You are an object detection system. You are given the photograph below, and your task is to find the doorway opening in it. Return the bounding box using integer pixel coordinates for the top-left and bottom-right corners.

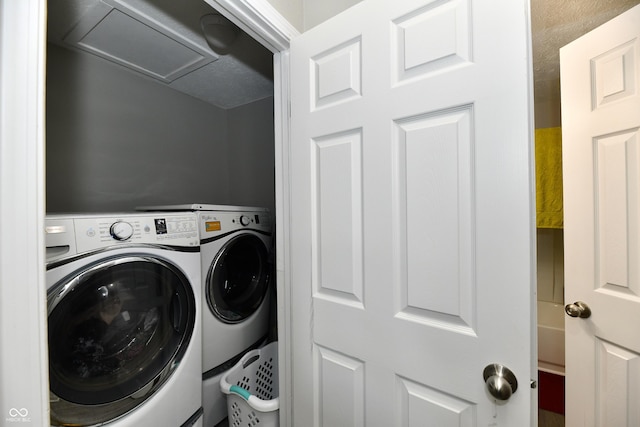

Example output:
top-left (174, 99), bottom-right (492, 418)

top-left (532, 1), bottom-right (640, 426)
top-left (44, 1), bottom-right (285, 426)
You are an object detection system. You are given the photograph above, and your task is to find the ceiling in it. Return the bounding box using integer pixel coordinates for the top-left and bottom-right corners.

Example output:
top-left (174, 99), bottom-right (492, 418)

top-left (48, 0), bottom-right (640, 110)
top-left (47, 0), bottom-right (274, 109)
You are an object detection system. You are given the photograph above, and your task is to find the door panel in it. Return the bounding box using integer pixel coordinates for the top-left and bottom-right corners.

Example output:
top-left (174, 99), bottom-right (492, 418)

top-left (561, 4), bottom-right (640, 426)
top-left (291, 0), bottom-right (535, 425)
top-left (314, 129), bottom-right (364, 305)
top-left (394, 106), bottom-right (475, 332)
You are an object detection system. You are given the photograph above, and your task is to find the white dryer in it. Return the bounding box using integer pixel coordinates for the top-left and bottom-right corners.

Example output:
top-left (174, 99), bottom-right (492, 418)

top-left (139, 204), bottom-right (273, 427)
top-left (45, 212), bottom-right (203, 427)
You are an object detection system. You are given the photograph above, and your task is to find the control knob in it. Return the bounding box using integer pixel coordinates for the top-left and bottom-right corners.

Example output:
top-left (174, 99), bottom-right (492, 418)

top-left (239, 215), bottom-right (251, 226)
top-left (110, 221), bottom-right (134, 241)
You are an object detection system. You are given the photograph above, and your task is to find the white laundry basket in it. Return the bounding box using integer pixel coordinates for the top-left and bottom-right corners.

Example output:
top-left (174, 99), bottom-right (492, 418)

top-left (220, 341), bottom-right (279, 427)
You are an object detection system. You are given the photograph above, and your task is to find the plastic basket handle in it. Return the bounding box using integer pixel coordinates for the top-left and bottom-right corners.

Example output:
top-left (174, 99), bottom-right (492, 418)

top-left (230, 385), bottom-right (251, 401)
top-left (243, 354), bottom-right (260, 368)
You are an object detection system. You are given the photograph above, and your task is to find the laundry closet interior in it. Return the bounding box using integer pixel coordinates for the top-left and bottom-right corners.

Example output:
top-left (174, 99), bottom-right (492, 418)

top-left (45, 0), bottom-right (277, 426)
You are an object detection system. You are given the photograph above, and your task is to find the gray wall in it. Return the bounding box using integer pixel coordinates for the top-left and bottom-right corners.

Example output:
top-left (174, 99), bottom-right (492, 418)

top-left (228, 97), bottom-right (276, 214)
top-left (46, 43), bottom-right (274, 214)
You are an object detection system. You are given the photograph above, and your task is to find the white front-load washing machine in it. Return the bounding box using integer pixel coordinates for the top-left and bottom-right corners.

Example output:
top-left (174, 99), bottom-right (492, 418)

top-left (45, 212), bottom-right (203, 427)
top-left (139, 204), bottom-right (273, 427)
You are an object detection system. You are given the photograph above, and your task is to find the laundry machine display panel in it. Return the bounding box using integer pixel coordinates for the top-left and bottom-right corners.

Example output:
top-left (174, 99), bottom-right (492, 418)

top-left (73, 214), bottom-right (199, 253)
top-left (199, 212), bottom-right (271, 240)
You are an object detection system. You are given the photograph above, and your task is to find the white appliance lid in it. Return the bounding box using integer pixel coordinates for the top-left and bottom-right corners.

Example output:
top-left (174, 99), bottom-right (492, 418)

top-left (137, 203), bottom-right (269, 212)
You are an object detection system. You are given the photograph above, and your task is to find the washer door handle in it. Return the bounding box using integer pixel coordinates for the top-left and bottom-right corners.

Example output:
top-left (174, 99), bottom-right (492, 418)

top-left (171, 292), bottom-right (183, 332)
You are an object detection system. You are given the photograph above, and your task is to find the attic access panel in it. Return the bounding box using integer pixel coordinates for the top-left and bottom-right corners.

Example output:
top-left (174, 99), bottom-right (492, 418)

top-left (64, 0), bottom-right (218, 83)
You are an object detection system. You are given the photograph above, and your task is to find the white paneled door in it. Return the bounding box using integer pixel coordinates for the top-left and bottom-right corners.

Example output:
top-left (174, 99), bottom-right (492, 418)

top-left (290, 0), bottom-right (535, 425)
top-left (561, 5), bottom-right (640, 426)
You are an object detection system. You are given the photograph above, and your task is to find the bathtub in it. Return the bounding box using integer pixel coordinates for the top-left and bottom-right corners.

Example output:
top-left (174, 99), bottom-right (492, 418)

top-left (537, 300), bottom-right (565, 414)
top-left (537, 300), bottom-right (565, 374)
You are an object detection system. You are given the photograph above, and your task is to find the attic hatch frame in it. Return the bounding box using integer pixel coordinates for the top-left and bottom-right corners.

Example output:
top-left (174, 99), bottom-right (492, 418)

top-left (200, 1), bottom-right (298, 426)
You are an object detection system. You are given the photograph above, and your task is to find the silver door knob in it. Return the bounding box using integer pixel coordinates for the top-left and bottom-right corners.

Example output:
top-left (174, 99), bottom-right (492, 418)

top-left (565, 301), bottom-right (591, 318)
top-left (483, 364), bottom-right (518, 401)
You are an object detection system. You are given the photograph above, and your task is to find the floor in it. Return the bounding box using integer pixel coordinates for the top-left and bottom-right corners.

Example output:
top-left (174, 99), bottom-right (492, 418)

top-left (539, 409), bottom-right (565, 427)
top-left (215, 411), bottom-right (564, 426)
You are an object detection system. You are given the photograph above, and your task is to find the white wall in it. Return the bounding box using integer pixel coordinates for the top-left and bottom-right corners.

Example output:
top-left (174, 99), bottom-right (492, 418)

top-left (303, 0), bottom-right (362, 30)
top-left (46, 44), bottom-right (274, 214)
top-left (536, 228), bottom-right (564, 303)
top-left (265, 0), bottom-right (362, 31)
top-left (266, 0), bottom-right (303, 31)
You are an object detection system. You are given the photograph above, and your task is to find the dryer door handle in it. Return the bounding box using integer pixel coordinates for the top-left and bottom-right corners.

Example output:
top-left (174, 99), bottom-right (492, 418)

top-left (171, 292), bottom-right (183, 333)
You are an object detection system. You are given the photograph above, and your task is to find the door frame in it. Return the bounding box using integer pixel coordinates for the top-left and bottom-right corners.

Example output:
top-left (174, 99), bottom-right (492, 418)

top-left (0, 0), bottom-right (298, 425)
top-left (0, 1), bottom-right (49, 425)
top-left (199, 3), bottom-right (300, 425)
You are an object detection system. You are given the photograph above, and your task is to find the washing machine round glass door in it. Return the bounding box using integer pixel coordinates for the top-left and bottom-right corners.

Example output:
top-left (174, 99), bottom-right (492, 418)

top-left (206, 234), bottom-right (270, 323)
top-left (47, 255), bottom-right (195, 426)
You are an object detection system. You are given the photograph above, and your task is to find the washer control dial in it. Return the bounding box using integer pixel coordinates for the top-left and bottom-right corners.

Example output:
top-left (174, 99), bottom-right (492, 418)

top-left (110, 221), bottom-right (134, 241)
top-left (239, 215), bottom-right (251, 226)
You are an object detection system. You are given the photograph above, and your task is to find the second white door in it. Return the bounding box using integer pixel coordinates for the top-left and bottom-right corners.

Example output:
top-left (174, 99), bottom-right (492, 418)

top-left (562, 4), bottom-right (640, 426)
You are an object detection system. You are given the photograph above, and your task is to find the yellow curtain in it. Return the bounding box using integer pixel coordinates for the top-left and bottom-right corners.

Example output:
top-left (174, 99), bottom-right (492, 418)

top-left (535, 127), bottom-right (563, 229)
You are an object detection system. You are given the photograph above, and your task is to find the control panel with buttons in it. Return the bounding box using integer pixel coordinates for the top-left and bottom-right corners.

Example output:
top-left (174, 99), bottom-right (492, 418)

top-left (45, 212), bottom-right (199, 258)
